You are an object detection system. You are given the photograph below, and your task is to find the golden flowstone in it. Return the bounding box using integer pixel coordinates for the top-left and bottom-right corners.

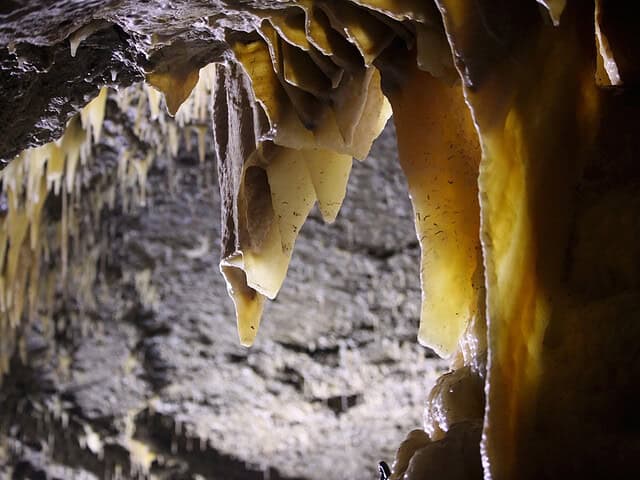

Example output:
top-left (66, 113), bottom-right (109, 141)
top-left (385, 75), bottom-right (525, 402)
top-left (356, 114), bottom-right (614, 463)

top-left (1, 0), bottom-right (639, 478)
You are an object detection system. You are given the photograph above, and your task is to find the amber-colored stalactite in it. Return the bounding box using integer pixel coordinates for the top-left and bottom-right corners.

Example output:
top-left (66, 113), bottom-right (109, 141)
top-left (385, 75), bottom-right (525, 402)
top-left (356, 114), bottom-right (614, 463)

top-left (147, 65), bottom-right (201, 116)
top-left (435, 0), bottom-right (600, 477)
top-left (387, 62), bottom-right (482, 357)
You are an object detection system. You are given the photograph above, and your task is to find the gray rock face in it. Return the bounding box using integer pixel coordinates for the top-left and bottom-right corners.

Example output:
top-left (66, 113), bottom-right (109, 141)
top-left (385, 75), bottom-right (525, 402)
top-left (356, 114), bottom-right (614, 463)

top-left (0, 0), bottom-right (293, 162)
top-left (0, 122), bottom-right (446, 479)
top-left (0, 26), bottom-right (143, 163)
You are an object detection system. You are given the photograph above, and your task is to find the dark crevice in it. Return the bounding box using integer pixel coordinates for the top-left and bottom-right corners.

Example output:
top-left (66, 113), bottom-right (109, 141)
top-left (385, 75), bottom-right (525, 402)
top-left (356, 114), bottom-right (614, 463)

top-left (134, 409), bottom-right (308, 480)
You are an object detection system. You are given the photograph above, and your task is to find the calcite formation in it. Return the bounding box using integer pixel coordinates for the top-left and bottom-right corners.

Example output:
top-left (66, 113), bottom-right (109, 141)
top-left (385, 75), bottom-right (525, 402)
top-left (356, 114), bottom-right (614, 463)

top-left (1, 0), bottom-right (639, 478)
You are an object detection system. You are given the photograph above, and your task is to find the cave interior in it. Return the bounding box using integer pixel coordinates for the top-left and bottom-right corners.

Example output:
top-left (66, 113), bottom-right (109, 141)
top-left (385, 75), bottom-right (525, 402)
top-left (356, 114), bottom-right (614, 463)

top-left (0, 1), bottom-right (639, 479)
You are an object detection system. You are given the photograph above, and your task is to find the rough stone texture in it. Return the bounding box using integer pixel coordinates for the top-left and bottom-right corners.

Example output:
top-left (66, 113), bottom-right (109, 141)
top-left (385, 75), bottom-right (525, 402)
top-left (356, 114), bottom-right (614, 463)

top-left (0, 122), bottom-right (447, 479)
top-left (0, 0), bottom-right (290, 163)
top-left (0, 25), bottom-right (144, 164)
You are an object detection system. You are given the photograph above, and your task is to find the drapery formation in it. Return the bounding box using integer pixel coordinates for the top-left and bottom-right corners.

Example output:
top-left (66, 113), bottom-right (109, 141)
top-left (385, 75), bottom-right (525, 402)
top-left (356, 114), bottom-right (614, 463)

top-left (1, 0), bottom-right (639, 477)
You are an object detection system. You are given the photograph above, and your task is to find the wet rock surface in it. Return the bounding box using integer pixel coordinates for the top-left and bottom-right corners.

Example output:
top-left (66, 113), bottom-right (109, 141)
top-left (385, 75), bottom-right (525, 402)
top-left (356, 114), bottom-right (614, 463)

top-left (0, 1), bottom-right (289, 163)
top-left (0, 123), bottom-right (447, 479)
top-left (0, 25), bottom-right (143, 163)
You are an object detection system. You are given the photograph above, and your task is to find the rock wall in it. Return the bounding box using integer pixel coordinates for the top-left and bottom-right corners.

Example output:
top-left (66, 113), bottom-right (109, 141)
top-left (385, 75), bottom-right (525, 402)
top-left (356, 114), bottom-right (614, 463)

top-left (0, 122), bottom-right (446, 479)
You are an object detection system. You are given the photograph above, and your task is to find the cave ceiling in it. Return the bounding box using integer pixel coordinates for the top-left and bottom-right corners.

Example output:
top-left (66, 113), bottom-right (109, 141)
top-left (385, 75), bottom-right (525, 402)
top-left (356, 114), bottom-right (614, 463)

top-left (1, 1), bottom-right (640, 479)
top-left (0, 0), bottom-right (293, 162)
